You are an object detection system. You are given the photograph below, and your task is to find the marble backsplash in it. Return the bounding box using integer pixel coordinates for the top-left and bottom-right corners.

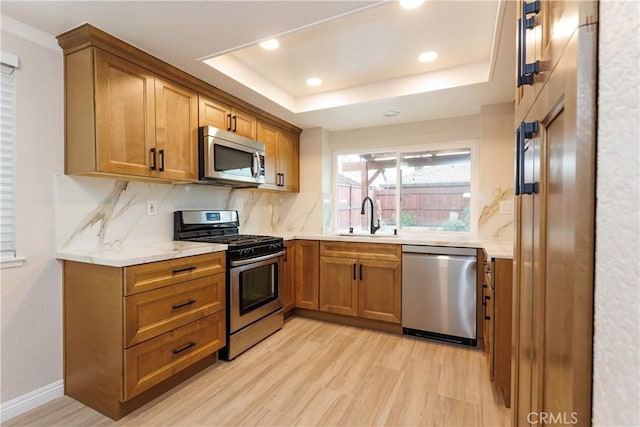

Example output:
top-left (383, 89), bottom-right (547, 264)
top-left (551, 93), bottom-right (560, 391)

top-left (55, 175), bottom-right (512, 251)
top-left (55, 175), bottom-right (326, 252)
top-left (477, 186), bottom-right (514, 241)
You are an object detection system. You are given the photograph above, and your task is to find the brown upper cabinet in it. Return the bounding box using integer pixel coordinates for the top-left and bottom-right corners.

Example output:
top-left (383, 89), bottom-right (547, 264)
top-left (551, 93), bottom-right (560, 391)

top-left (57, 24), bottom-right (301, 186)
top-left (257, 120), bottom-right (300, 192)
top-left (65, 48), bottom-right (198, 182)
top-left (199, 95), bottom-right (257, 140)
top-left (515, 0), bottom-right (598, 124)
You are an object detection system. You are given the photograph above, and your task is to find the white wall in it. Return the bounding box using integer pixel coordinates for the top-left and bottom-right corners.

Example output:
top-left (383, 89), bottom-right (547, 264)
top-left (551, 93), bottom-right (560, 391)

top-left (0, 27), bottom-right (64, 405)
top-left (593, 1), bottom-right (640, 425)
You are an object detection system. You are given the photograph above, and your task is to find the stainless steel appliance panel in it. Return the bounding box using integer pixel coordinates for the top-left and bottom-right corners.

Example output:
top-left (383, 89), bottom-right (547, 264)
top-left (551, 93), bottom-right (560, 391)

top-left (229, 252), bottom-right (283, 333)
top-left (199, 126), bottom-right (265, 186)
top-left (402, 245), bottom-right (477, 345)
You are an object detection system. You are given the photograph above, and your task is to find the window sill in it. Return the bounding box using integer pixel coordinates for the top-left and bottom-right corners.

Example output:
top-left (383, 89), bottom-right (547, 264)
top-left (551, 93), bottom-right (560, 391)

top-left (0, 256), bottom-right (26, 269)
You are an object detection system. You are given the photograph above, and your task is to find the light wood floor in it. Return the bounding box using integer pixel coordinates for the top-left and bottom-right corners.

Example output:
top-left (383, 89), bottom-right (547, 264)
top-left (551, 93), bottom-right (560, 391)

top-left (6, 317), bottom-right (510, 426)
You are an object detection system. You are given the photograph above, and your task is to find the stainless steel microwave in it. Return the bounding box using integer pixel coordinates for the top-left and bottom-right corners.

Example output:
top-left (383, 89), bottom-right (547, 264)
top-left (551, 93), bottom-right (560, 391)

top-left (198, 126), bottom-right (265, 187)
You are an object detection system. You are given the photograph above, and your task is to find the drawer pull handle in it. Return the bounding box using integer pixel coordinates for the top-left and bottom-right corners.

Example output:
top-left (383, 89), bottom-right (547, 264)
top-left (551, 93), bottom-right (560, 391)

top-left (172, 341), bottom-right (196, 355)
top-left (172, 299), bottom-right (196, 310)
top-left (172, 266), bottom-right (197, 274)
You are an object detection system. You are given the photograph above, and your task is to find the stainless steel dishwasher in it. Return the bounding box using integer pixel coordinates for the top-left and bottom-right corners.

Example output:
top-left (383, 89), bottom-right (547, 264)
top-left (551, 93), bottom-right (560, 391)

top-left (402, 245), bottom-right (477, 346)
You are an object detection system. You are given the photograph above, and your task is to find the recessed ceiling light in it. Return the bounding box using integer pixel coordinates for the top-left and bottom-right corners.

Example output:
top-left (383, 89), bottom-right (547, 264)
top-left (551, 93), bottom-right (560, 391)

top-left (383, 110), bottom-right (400, 117)
top-left (400, 0), bottom-right (425, 10)
top-left (306, 77), bottom-right (323, 87)
top-left (259, 39), bottom-right (280, 50)
top-left (418, 50), bottom-right (438, 63)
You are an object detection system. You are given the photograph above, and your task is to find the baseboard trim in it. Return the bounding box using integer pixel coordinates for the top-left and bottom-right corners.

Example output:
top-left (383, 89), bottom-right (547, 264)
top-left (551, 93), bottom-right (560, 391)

top-left (0, 380), bottom-right (64, 422)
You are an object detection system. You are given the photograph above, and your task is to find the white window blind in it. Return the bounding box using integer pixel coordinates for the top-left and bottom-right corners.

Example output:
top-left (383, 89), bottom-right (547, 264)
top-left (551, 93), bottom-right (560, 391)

top-left (1, 57), bottom-right (17, 259)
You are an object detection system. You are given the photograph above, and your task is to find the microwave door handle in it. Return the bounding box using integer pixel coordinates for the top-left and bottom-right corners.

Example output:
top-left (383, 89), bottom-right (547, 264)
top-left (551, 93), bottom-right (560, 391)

top-left (252, 152), bottom-right (260, 178)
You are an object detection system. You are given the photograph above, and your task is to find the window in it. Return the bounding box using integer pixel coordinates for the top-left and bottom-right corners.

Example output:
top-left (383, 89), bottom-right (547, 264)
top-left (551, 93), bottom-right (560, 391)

top-left (335, 143), bottom-right (474, 234)
top-left (1, 53), bottom-right (18, 263)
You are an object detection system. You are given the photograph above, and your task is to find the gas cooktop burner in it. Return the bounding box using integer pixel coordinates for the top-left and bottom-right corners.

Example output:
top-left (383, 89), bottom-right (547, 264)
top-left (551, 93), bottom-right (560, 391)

top-left (173, 210), bottom-right (284, 261)
top-left (189, 234), bottom-right (281, 246)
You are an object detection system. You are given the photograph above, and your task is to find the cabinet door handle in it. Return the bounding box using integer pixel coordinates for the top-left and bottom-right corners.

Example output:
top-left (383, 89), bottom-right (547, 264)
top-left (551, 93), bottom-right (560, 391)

top-left (517, 0), bottom-right (540, 86)
top-left (232, 115), bottom-right (237, 132)
top-left (158, 149), bottom-right (165, 172)
top-left (353, 264), bottom-right (356, 280)
top-left (359, 264), bottom-right (363, 281)
top-left (172, 299), bottom-right (196, 310)
top-left (280, 173), bottom-right (285, 187)
top-left (516, 121), bottom-right (539, 195)
top-left (150, 148), bottom-right (157, 171)
top-left (172, 341), bottom-right (196, 355)
top-left (172, 266), bottom-right (196, 274)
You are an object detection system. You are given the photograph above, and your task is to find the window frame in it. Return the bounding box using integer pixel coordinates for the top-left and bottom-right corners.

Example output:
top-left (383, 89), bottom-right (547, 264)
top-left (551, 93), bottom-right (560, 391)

top-left (0, 51), bottom-right (25, 269)
top-left (332, 138), bottom-right (479, 236)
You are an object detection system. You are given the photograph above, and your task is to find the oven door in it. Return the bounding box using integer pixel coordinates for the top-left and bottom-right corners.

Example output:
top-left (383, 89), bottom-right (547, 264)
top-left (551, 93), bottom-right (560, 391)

top-left (229, 251), bottom-right (284, 333)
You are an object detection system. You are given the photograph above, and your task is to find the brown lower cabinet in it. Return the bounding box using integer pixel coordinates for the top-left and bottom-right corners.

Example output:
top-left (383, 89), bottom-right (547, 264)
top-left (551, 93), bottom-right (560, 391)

top-left (319, 241), bottom-right (401, 324)
top-left (294, 240), bottom-right (320, 310)
top-left (281, 240), bottom-right (297, 313)
top-left (63, 252), bottom-right (226, 420)
top-left (482, 253), bottom-right (513, 408)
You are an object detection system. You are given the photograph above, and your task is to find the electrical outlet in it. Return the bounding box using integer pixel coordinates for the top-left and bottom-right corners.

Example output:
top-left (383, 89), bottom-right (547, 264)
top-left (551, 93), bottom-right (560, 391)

top-left (499, 200), bottom-right (514, 214)
top-left (146, 200), bottom-right (158, 216)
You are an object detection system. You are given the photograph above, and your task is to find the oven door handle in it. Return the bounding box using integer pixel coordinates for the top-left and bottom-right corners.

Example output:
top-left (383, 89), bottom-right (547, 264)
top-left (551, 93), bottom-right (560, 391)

top-left (230, 250), bottom-right (285, 267)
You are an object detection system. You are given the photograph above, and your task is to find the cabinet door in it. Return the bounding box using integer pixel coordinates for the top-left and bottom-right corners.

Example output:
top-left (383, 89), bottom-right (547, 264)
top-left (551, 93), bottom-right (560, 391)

top-left (358, 259), bottom-right (401, 324)
top-left (281, 241), bottom-right (296, 313)
top-left (295, 240), bottom-right (319, 310)
top-left (231, 108), bottom-right (257, 140)
top-left (277, 129), bottom-right (299, 192)
top-left (494, 258), bottom-right (513, 407)
top-left (257, 120), bottom-right (279, 188)
top-left (538, 1), bottom-right (598, 83)
top-left (513, 27), bottom-right (596, 426)
top-left (513, 127), bottom-right (541, 427)
top-left (486, 282), bottom-right (494, 380)
top-left (155, 78), bottom-right (198, 181)
top-left (94, 49), bottom-right (155, 177)
top-left (198, 95), bottom-right (230, 130)
top-left (319, 256), bottom-right (358, 317)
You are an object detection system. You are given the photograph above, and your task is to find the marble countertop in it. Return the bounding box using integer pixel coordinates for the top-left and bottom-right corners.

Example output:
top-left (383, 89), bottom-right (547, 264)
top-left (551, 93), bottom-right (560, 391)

top-left (481, 240), bottom-right (514, 259)
top-left (56, 233), bottom-right (512, 267)
top-left (290, 233), bottom-right (514, 259)
top-left (56, 241), bottom-right (227, 267)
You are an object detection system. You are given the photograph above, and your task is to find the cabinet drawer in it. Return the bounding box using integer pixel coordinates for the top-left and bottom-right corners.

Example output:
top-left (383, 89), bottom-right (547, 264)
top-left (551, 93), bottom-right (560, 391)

top-left (124, 274), bottom-right (225, 347)
top-left (320, 241), bottom-right (401, 261)
top-left (124, 312), bottom-right (225, 400)
top-left (124, 252), bottom-right (225, 295)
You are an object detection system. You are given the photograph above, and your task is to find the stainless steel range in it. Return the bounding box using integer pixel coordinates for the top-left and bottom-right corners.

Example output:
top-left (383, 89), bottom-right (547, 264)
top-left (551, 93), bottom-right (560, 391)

top-left (174, 210), bottom-right (284, 360)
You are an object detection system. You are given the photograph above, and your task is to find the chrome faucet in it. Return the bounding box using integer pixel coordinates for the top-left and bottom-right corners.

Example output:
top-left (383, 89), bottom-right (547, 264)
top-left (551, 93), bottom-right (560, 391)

top-left (361, 196), bottom-right (381, 234)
